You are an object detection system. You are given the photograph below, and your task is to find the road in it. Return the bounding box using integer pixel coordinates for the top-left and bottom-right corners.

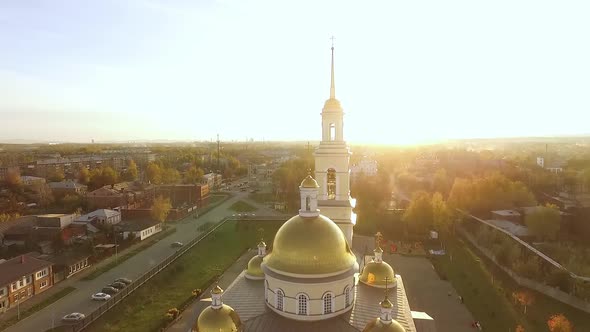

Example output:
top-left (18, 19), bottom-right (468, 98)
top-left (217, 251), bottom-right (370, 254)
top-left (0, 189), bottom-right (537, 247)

top-left (4, 191), bottom-right (279, 332)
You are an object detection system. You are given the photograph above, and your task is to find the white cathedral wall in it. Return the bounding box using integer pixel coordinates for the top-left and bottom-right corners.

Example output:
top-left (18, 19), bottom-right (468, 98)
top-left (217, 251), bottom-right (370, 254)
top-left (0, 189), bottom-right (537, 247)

top-left (265, 274), bottom-right (355, 321)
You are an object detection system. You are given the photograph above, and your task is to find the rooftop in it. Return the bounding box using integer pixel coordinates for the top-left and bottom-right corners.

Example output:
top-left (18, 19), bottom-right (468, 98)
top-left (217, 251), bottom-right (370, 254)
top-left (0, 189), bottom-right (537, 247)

top-left (0, 254), bottom-right (53, 286)
top-left (216, 271), bottom-right (417, 332)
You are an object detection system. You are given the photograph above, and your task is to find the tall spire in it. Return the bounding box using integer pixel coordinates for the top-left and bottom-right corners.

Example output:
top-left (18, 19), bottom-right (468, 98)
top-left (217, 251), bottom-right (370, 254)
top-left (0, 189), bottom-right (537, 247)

top-left (330, 36), bottom-right (336, 99)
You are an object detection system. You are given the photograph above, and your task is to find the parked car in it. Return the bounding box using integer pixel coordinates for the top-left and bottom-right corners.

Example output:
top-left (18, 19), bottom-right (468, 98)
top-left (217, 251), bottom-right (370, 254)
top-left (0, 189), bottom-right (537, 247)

top-left (170, 241), bottom-right (183, 248)
top-left (109, 282), bottom-right (127, 289)
top-left (62, 313), bottom-right (85, 322)
top-left (102, 286), bottom-right (119, 295)
top-left (91, 293), bottom-right (111, 301)
top-left (115, 278), bottom-right (132, 285)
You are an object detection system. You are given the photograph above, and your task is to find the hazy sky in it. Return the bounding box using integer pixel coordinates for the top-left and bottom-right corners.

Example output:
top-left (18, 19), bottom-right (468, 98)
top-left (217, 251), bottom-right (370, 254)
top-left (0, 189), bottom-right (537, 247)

top-left (1, 0), bottom-right (589, 144)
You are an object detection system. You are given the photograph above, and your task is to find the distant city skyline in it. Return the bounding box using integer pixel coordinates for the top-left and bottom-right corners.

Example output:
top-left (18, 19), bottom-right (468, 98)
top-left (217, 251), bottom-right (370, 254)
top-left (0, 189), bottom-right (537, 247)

top-left (1, 0), bottom-right (589, 144)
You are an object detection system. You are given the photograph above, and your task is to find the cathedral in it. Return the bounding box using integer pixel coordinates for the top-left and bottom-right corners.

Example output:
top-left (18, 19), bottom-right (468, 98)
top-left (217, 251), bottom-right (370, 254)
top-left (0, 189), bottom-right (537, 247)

top-left (191, 46), bottom-right (419, 332)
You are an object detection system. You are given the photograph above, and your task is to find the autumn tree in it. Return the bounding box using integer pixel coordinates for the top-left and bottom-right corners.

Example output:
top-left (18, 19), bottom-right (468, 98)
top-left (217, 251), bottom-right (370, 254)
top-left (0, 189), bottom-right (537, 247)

top-left (402, 191), bottom-right (433, 235)
top-left (121, 159), bottom-right (138, 181)
top-left (47, 168), bottom-right (65, 182)
top-left (512, 290), bottom-right (535, 314)
top-left (162, 168), bottom-right (180, 184)
top-left (5, 168), bottom-right (21, 187)
top-left (184, 166), bottom-right (204, 184)
top-left (151, 195), bottom-right (172, 222)
top-left (146, 162), bottom-right (162, 184)
top-left (432, 192), bottom-right (453, 234)
top-left (432, 169), bottom-right (451, 197)
top-left (547, 314), bottom-right (573, 332)
top-left (61, 194), bottom-right (84, 213)
top-left (525, 205), bottom-right (561, 241)
top-left (101, 166), bottom-right (118, 186)
top-left (78, 167), bottom-right (90, 185)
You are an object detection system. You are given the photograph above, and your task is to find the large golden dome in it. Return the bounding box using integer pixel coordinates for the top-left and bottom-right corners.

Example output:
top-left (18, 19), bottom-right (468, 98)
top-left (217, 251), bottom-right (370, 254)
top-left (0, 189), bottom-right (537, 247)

top-left (362, 318), bottom-right (406, 332)
top-left (359, 261), bottom-right (395, 288)
top-left (263, 214), bottom-right (356, 276)
top-left (194, 304), bottom-right (243, 332)
top-left (245, 255), bottom-right (264, 279)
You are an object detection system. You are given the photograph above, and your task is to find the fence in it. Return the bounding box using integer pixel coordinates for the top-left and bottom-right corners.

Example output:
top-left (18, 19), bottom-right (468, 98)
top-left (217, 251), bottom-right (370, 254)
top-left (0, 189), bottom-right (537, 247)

top-left (67, 216), bottom-right (232, 332)
top-left (458, 227), bottom-right (590, 314)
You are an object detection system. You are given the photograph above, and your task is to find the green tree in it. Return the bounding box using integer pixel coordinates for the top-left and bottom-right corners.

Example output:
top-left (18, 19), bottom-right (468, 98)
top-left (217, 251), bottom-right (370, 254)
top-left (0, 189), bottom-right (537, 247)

top-left (146, 163), bottom-right (162, 184)
top-left (184, 166), bottom-right (204, 184)
top-left (78, 167), bottom-right (90, 185)
top-left (162, 168), bottom-right (180, 184)
top-left (432, 192), bottom-right (453, 234)
top-left (402, 191), bottom-right (433, 236)
top-left (151, 195), bottom-right (172, 222)
top-left (525, 205), bottom-right (561, 241)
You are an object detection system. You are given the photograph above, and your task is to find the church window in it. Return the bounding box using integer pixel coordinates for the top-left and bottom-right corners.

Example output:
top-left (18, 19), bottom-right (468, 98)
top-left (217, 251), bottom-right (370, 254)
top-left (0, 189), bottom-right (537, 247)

top-left (276, 290), bottom-right (284, 311)
top-left (329, 123), bottom-right (336, 141)
top-left (327, 168), bottom-right (336, 200)
top-left (323, 293), bottom-right (333, 314)
top-left (305, 196), bottom-right (311, 211)
top-left (344, 286), bottom-right (350, 307)
top-left (297, 294), bottom-right (308, 315)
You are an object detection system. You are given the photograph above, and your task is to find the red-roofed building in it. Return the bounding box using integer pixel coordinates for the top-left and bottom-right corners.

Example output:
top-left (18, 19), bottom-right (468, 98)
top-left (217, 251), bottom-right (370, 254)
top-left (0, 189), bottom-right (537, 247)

top-left (0, 254), bottom-right (53, 312)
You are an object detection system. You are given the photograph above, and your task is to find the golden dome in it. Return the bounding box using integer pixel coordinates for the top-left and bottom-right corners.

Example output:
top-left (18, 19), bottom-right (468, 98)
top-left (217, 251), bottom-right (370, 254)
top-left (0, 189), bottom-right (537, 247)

top-left (245, 255), bottom-right (264, 279)
top-left (362, 318), bottom-right (406, 332)
top-left (211, 285), bottom-right (223, 294)
top-left (194, 304), bottom-right (243, 332)
top-left (359, 261), bottom-right (395, 288)
top-left (323, 98), bottom-right (342, 110)
top-left (300, 175), bottom-right (320, 188)
top-left (263, 214), bottom-right (356, 275)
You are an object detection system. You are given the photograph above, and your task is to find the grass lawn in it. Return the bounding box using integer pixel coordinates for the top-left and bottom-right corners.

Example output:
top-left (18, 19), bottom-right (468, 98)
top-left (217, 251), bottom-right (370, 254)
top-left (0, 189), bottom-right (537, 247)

top-left (249, 192), bottom-right (273, 204)
top-left (0, 287), bottom-right (76, 331)
top-left (228, 200), bottom-right (258, 212)
top-left (85, 220), bottom-right (281, 332)
top-left (82, 226), bottom-right (176, 280)
top-left (432, 238), bottom-right (590, 331)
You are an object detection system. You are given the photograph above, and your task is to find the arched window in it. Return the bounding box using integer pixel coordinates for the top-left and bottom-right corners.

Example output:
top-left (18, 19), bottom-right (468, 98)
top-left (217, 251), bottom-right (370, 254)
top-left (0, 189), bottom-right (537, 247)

top-left (323, 293), bottom-right (333, 314)
top-left (344, 286), bottom-right (350, 307)
top-left (329, 123), bottom-right (336, 141)
top-left (306, 196), bottom-right (311, 211)
top-left (297, 294), bottom-right (308, 315)
top-left (276, 290), bottom-right (284, 311)
top-left (327, 168), bottom-right (336, 200)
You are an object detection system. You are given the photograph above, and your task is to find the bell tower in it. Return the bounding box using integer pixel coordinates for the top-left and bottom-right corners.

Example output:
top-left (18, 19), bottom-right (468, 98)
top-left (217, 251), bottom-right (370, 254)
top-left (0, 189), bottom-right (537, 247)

top-left (314, 42), bottom-right (355, 245)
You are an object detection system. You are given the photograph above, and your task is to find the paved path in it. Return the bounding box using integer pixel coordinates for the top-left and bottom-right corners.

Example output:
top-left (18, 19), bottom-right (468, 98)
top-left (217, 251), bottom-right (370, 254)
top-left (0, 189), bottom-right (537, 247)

top-left (3, 191), bottom-right (277, 332)
top-left (355, 236), bottom-right (475, 332)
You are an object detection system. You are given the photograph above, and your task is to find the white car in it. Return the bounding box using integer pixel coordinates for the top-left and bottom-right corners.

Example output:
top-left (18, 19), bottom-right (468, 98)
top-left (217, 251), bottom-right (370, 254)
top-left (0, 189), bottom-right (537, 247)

top-left (91, 292), bottom-right (111, 301)
top-left (62, 312), bottom-right (86, 322)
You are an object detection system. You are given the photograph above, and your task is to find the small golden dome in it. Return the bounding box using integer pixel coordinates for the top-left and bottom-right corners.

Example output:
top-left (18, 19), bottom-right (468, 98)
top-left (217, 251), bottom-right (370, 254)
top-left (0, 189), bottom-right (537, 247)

top-left (323, 98), bottom-right (342, 110)
top-left (359, 261), bottom-right (395, 288)
top-left (245, 255), bottom-right (264, 280)
top-left (263, 214), bottom-right (356, 275)
top-left (300, 175), bottom-right (320, 188)
top-left (380, 297), bottom-right (393, 309)
top-left (362, 318), bottom-right (406, 332)
top-left (194, 304), bottom-right (243, 332)
top-left (211, 285), bottom-right (223, 294)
